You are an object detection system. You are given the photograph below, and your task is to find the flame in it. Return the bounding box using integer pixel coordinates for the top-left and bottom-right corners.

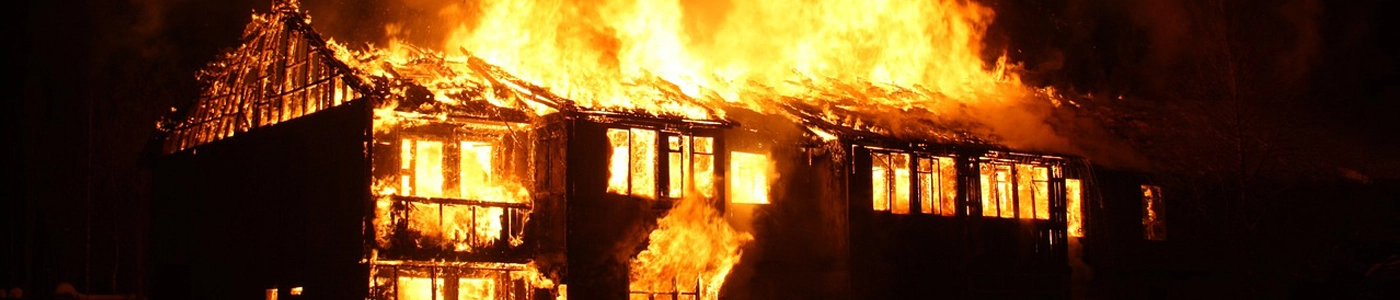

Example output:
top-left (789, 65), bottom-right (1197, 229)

top-left (728, 151), bottom-right (773, 204)
top-left (1066, 179), bottom-right (1084, 237)
top-left (326, 0), bottom-right (1051, 144)
top-left (629, 194), bottom-right (753, 298)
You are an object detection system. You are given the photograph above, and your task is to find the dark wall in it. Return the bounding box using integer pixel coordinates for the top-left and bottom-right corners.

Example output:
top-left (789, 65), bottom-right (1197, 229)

top-left (151, 100), bottom-right (371, 300)
top-left (564, 119), bottom-right (657, 299)
top-left (721, 113), bottom-right (852, 300)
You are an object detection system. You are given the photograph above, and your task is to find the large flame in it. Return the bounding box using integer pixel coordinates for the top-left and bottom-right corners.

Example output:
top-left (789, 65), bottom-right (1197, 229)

top-left (333, 0), bottom-right (1062, 149)
top-left (629, 194), bottom-right (752, 299)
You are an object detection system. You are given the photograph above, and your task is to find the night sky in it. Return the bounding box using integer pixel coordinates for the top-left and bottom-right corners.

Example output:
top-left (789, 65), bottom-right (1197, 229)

top-left (4, 0), bottom-right (1398, 297)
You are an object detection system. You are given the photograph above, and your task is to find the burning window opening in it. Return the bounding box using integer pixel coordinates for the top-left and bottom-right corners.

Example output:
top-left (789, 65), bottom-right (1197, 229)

top-left (871, 152), bottom-right (912, 214)
top-left (369, 261), bottom-right (551, 300)
top-left (1066, 179), bottom-right (1085, 237)
top-left (728, 151), bottom-right (773, 205)
top-left (917, 156), bottom-right (959, 216)
top-left (608, 128), bottom-right (660, 199)
top-left (610, 127), bottom-right (722, 202)
top-left (665, 135), bottom-right (718, 200)
top-left (1142, 185), bottom-right (1166, 241)
top-left (872, 151), bottom-right (960, 216)
top-left (980, 162), bottom-right (1052, 220)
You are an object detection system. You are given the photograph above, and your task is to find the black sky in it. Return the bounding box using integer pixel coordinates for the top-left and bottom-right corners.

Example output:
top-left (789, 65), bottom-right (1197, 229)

top-left (4, 0), bottom-right (1398, 296)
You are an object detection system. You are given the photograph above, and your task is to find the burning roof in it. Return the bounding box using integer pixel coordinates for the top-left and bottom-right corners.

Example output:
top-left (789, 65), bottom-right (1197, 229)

top-left (163, 0), bottom-right (1070, 155)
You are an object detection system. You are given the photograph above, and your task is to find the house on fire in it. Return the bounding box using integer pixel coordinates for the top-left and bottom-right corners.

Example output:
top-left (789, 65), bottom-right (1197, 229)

top-left (152, 3), bottom-right (1171, 300)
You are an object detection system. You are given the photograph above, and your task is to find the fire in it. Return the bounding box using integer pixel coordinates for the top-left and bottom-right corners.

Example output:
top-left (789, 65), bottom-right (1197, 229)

top-left (629, 194), bottom-right (753, 299)
top-left (338, 0), bottom-right (1048, 143)
top-left (728, 151), bottom-right (773, 204)
top-left (1066, 179), bottom-right (1084, 237)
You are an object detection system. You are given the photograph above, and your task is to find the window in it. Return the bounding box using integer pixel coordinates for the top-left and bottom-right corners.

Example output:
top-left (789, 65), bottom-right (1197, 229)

top-left (608, 128), bottom-right (718, 200)
top-left (980, 162), bottom-right (1050, 220)
top-left (396, 137), bottom-right (522, 252)
top-left (1066, 179), bottom-right (1084, 237)
top-left (399, 138), bottom-right (499, 200)
top-left (871, 152), bottom-right (911, 214)
top-left (401, 139), bottom-right (447, 197)
top-left (872, 152), bottom-right (957, 216)
top-left (917, 156), bottom-right (958, 216)
top-left (607, 128), bottom-right (658, 199)
top-left (665, 135), bottom-right (717, 200)
top-left (1142, 185), bottom-right (1166, 240)
top-left (729, 151), bottom-right (772, 204)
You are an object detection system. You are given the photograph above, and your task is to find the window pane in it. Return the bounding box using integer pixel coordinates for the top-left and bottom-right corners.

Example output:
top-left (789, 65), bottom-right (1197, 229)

top-left (694, 153), bottom-right (715, 199)
top-left (919, 171), bottom-right (935, 214)
top-left (1034, 166), bottom-right (1049, 220)
top-left (1067, 179), bottom-right (1084, 237)
top-left (459, 278), bottom-right (496, 300)
top-left (396, 276), bottom-right (441, 300)
top-left (415, 141), bottom-right (444, 197)
top-left (892, 153), bottom-right (911, 215)
top-left (630, 129), bottom-right (657, 200)
top-left (996, 165), bottom-right (1014, 218)
top-left (607, 129), bottom-right (630, 195)
top-left (460, 141), bottom-right (493, 200)
top-left (872, 153), bottom-right (890, 212)
top-left (729, 151), bottom-right (771, 204)
top-left (981, 164), bottom-right (996, 217)
top-left (1017, 164), bottom-right (1035, 219)
top-left (694, 136), bottom-right (714, 154)
top-left (938, 157), bottom-right (958, 216)
top-left (668, 152), bottom-right (685, 197)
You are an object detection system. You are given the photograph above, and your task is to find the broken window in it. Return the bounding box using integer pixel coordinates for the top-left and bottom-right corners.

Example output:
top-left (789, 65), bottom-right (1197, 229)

top-left (1142, 185), bottom-right (1166, 241)
top-left (980, 162), bottom-right (1051, 220)
top-left (1066, 179), bottom-right (1084, 237)
top-left (871, 152), bottom-right (911, 214)
top-left (729, 151), bottom-right (772, 204)
top-left (917, 156), bottom-right (958, 216)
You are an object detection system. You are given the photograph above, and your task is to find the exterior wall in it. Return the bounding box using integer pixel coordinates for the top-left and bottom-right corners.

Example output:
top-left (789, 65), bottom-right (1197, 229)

top-left (366, 112), bottom-right (544, 300)
top-left (563, 115), bottom-right (729, 299)
top-left (846, 144), bottom-right (1071, 299)
top-left (721, 113), bottom-right (852, 300)
top-left (152, 100), bottom-right (372, 300)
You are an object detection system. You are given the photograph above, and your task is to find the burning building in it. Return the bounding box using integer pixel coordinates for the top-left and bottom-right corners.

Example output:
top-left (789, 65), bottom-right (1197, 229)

top-left (152, 1), bottom-right (1167, 299)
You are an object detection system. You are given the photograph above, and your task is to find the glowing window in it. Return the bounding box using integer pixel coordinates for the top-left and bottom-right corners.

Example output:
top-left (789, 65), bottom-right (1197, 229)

top-left (663, 135), bottom-right (718, 200)
top-left (980, 163), bottom-right (1014, 218)
top-left (916, 156), bottom-right (958, 216)
top-left (400, 138), bottom-right (496, 199)
top-left (981, 162), bottom-right (1055, 220)
top-left (872, 152), bottom-right (911, 214)
top-left (1067, 179), bottom-right (1084, 237)
top-left (606, 128), bottom-right (658, 199)
top-left (1016, 164), bottom-right (1050, 220)
top-left (458, 278), bottom-right (495, 300)
top-left (1142, 185), bottom-right (1166, 241)
top-left (729, 151), bottom-right (772, 204)
top-left (458, 141), bottom-right (493, 200)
